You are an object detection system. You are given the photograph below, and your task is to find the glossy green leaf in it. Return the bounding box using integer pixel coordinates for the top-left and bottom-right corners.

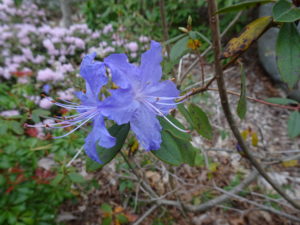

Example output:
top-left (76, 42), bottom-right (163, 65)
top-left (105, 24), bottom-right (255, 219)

top-left (68, 172), bottom-right (85, 183)
top-left (217, 0), bottom-right (274, 14)
top-left (272, 0), bottom-right (300, 22)
top-left (177, 104), bottom-right (194, 130)
top-left (86, 124), bottom-right (130, 172)
top-left (236, 66), bottom-right (247, 119)
top-left (151, 130), bottom-right (196, 166)
top-left (188, 103), bottom-right (213, 139)
top-left (265, 97), bottom-right (298, 105)
top-left (287, 111), bottom-right (300, 138)
top-left (276, 23), bottom-right (300, 88)
top-left (170, 36), bottom-right (189, 61)
top-left (158, 116), bottom-right (190, 141)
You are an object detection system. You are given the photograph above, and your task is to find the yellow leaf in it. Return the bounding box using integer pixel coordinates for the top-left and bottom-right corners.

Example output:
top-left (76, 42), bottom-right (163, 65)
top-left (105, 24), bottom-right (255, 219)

top-left (209, 162), bottom-right (219, 172)
top-left (251, 132), bottom-right (259, 146)
top-left (114, 206), bottom-right (124, 214)
top-left (187, 39), bottom-right (201, 50)
top-left (114, 219), bottom-right (121, 225)
top-left (130, 139), bottom-right (139, 153)
top-left (221, 16), bottom-right (272, 58)
top-left (241, 129), bottom-right (249, 140)
top-left (282, 160), bottom-right (298, 167)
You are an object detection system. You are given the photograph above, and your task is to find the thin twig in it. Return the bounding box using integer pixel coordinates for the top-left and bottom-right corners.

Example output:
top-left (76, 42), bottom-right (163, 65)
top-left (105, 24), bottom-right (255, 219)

top-left (179, 10), bottom-right (243, 85)
top-left (159, 0), bottom-right (170, 59)
top-left (215, 187), bottom-right (300, 223)
top-left (207, 88), bottom-right (300, 111)
top-left (206, 0), bottom-right (300, 210)
top-left (133, 204), bottom-right (159, 225)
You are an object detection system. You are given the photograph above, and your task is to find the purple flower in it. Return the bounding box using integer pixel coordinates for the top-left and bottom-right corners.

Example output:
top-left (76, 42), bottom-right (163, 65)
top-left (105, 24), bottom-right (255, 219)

top-left (28, 53), bottom-right (115, 163)
top-left (102, 41), bottom-right (185, 150)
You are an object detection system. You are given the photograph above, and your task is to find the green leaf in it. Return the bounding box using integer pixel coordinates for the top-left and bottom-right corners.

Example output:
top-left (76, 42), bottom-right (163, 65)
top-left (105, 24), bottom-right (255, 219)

top-left (31, 109), bottom-right (50, 123)
top-left (68, 172), bottom-right (85, 183)
top-left (272, 0), bottom-right (300, 22)
top-left (51, 174), bottom-right (64, 186)
top-left (86, 124), bottom-right (130, 172)
top-left (158, 116), bottom-right (190, 141)
top-left (265, 97), bottom-right (298, 105)
top-left (188, 103), bottom-right (213, 139)
top-left (100, 203), bottom-right (113, 213)
top-left (8, 120), bottom-right (23, 135)
top-left (177, 104), bottom-right (194, 130)
top-left (116, 214), bottom-right (128, 224)
top-left (287, 111), bottom-right (300, 138)
top-left (151, 130), bottom-right (196, 166)
top-left (276, 23), bottom-right (300, 88)
top-left (0, 120), bottom-right (8, 135)
top-left (102, 217), bottom-right (112, 225)
top-left (170, 36), bottom-right (189, 62)
top-left (164, 33), bottom-right (186, 45)
top-left (217, 0), bottom-right (274, 14)
top-left (236, 66), bottom-right (247, 119)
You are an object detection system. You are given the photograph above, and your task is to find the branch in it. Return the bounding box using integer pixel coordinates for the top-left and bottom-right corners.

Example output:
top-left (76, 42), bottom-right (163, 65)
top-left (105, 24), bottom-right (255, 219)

top-left (179, 10), bottom-right (242, 85)
top-left (207, 87), bottom-right (300, 111)
top-left (215, 187), bottom-right (300, 223)
top-left (206, 0), bottom-right (300, 210)
top-left (143, 169), bottom-right (259, 212)
top-left (132, 204), bottom-right (159, 225)
top-left (159, 0), bottom-right (170, 58)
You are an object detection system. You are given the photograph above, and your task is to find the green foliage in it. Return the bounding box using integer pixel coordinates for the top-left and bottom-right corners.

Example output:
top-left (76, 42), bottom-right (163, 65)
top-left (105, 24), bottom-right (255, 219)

top-left (170, 35), bottom-right (189, 61)
top-left (236, 65), bottom-right (247, 119)
top-left (152, 117), bottom-right (197, 166)
top-left (188, 103), bottom-right (213, 139)
top-left (276, 22), bottom-right (300, 88)
top-left (265, 97), bottom-right (298, 105)
top-left (287, 111), bottom-right (300, 138)
top-left (0, 136), bottom-right (74, 225)
top-left (86, 124), bottom-right (130, 172)
top-left (217, 0), bottom-right (274, 14)
top-left (272, 0), bottom-right (300, 22)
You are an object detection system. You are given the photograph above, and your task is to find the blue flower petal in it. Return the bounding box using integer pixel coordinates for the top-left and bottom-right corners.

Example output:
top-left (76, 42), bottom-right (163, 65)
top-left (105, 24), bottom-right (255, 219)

top-left (84, 115), bottom-right (116, 163)
top-left (101, 88), bottom-right (139, 125)
top-left (140, 41), bottom-right (163, 84)
top-left (80, 53), bottom-right (108, 98)
top-left (144, 80), bottom-right (179, 114)
top-left (130, 105), bottom-right (162, 151)
top-left (104, 54), bottom-right (139, 89)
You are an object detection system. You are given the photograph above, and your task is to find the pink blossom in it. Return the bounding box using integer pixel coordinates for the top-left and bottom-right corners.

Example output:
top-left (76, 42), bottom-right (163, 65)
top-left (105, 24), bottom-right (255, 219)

top-left (39, 98), bottom-right (53, 109)
top-left (57, 88), bottom-right (74, 101)
top-left (103, 24), bottom-right (113, 34)
top-left (17, 76), bottom-right (30, 84)
top-left (33, 55), bottom-right (45, 64)
top-left (126, 42), bottom-right (138, 52)
top-left (139, 35), bottom-right (149, 43)
top-left (0, 110), bottom-right (20, 117)
top-left (37, 68), bottom-right (64, 82)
